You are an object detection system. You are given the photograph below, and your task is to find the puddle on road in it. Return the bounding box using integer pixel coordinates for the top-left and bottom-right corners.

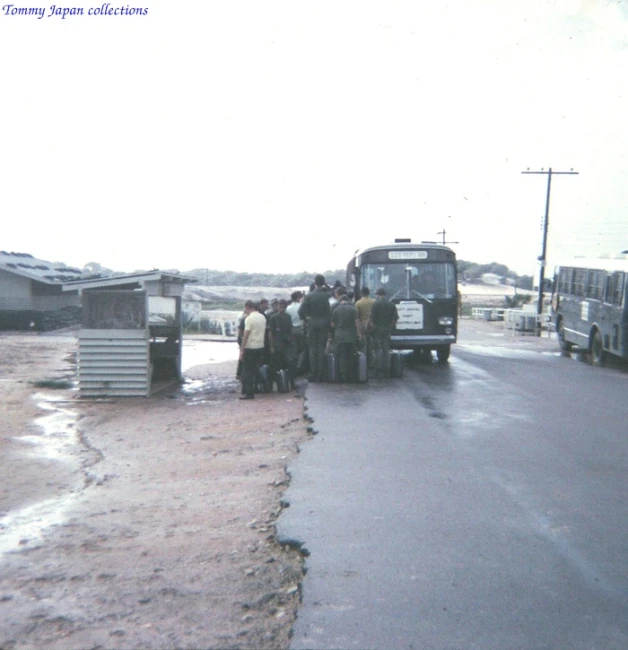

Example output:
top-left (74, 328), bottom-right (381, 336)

top-left (179, 376), bottom-right (240, 405)
top-left (15, 393), bottom-right (80, 463)
top-left (1, 341), bottom-right (241, 553)
top-left (1, 392), bottom-right (82, 556)
top-left (0, 495), bottom-right (76, 555)
top-left (181, 340), bottom-right (238, 373)
top-left (178, 340), bottom-right (240, 404)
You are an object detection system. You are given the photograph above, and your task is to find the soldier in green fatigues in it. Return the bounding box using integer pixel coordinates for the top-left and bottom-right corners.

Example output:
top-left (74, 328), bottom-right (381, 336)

top-left (368, 287), bottom-right (399, 378)
top-left (330, 294), bottom-right (362, 382)
top-left (298, 274), bottom-right (331, 382)
top-left (268, 299), bottom-right (294, 387)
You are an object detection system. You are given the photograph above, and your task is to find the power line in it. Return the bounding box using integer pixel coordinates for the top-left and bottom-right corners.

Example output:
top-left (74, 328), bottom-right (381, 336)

top-left (521, 167), bottom-right (579, 335)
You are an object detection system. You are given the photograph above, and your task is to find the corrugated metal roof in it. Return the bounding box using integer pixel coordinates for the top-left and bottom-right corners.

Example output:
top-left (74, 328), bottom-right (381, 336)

top-left (62, 271), bottom-right (197, 291)
top-left (0, 250), bottom-right (85, 284)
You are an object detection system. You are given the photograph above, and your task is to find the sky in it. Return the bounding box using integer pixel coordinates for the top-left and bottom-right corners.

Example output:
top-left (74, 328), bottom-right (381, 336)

top-left (2, 0), bottom-right (628, 277)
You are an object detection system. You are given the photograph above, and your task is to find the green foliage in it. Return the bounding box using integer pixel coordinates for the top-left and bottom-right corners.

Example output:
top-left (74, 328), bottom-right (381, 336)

top-left (504, 293), bottom-right (533, 308)
top-left (460, 302), bottom-right (474, 317)
top-left (186, 262), bottom-right (530, 291)
top-left (458, 260), bottom-right (532, 289)
top-left (517, 275), bottom-right (534, 290)
top-left (186, 268), bottom-right (347, 288)
top-left (201, 299), bottom-right (242, 310)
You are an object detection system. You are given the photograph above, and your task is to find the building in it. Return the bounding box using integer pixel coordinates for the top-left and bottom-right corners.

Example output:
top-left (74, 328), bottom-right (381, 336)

top-left (62, 271), bottom-right (197, 397)
top-left (0, 251), bottom-right (86, 330)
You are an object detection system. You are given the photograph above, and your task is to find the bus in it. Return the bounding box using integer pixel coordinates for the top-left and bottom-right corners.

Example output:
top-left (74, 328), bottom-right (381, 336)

top-left (551, 256), bottom-right (628, 365)
top-left (346, 239), bottom-right (458, 362)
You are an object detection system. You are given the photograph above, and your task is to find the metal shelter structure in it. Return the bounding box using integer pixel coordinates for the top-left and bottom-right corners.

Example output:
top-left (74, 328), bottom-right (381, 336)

top-left (62, 271), bottom-right (196, 397)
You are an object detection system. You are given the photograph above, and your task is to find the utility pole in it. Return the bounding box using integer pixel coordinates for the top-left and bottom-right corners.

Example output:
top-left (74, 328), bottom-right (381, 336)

top-left (436, 225), bottom-right (459, 246)
top-left (521, 167), bottom-right (579, 336)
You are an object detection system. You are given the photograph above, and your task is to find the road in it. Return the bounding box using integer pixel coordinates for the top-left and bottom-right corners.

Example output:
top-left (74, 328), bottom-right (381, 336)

top-left (278, 321), bottom-right (628, 650)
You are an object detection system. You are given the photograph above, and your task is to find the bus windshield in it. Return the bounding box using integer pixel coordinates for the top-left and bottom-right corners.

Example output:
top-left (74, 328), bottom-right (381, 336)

top-left (360, 262), bottom-right (456, 301)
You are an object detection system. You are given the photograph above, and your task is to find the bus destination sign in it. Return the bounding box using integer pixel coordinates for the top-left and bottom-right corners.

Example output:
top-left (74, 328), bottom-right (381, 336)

top-left (388, 251), bottom-right (428, 260)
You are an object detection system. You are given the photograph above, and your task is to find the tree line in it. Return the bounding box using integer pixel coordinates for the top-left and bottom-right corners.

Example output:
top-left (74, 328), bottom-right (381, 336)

top-left (185, 262), bottom-right (534, 290)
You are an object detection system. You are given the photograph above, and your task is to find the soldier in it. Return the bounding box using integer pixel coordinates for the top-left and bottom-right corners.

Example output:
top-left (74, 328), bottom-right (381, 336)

top-left (268, 299), bottom-right (294, 387)
top-left (239, 301), bottom-right (267, 400)
top-left (355, 286), bottom-right (376, 367)
top-left (368, 288), bottom-right (399, 378)
top-left (330, 293), bottom-right (362, 382)
top-left (286, 291), bottom-right (306, 376)
top-left (298, 274), bottom-right (331, 382)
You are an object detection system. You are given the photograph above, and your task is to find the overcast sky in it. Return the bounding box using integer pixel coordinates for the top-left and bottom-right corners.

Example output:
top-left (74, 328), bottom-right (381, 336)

top-left (2, 0), bottom-right (627, 277)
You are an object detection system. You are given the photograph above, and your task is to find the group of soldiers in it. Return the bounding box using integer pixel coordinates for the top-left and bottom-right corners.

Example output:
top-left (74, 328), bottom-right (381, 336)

top-left (237, 274), bottom-right (399, 399)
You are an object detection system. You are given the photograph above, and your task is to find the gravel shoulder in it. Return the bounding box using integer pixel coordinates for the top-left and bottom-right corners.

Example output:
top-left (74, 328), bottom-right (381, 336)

top-left (0, 331), bottom-right (309, 650)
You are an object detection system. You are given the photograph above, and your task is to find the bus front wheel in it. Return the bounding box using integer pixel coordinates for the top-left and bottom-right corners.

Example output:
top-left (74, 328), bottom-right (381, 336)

top-left (436, 345), bottom-right (451, 363)
top-left (591, 330), bottom-right (606, 366)
top-left (557, 318), bottom-right (572, 352)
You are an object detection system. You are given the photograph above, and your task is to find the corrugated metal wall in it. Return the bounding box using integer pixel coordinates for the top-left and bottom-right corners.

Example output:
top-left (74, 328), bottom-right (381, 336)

top-left (78, 329), bottom-right (150, 397)
top-left (0, 270), bottom-right (34, 309)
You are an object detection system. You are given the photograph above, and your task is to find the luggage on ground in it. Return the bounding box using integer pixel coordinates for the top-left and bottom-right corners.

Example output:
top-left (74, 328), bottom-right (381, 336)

top-left (276, 368), bottom-right (290, 393)
top-left (355, 351), bottom-right (368, 383)
top-left (325, 353), bottom-right (337, 382)
top-left (256, 364), bottom-right (270, 393)
top-left (390, 350), bottom-right (404, 378)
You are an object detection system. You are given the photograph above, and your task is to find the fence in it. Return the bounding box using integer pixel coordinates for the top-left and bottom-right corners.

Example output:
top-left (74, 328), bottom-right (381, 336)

top-left (472, 305), bottom-right (553, 335)
top-left (182, 303), bottom-right (240, 338)
top-left (471, 307), bottom-right (506, 321)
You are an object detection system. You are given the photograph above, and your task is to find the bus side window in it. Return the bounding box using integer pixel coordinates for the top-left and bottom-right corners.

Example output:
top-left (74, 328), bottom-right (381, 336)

top-left (574, 268), bottom-right (586, 296)
top-left (604, 275), bottom-right (613, 303)
top-left (587, 270), bottom-right (604, 300)
top-left (612, 272), bottom-right (625, 306)
top-left (559, 267), bottom-right (571, 294)
top-left (564, 267), bottom-right (575, 295)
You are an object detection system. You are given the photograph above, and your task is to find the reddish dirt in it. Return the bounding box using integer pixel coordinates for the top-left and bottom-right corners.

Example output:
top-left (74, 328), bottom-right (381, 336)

top-left (0, 331), bottom-right (309, 650)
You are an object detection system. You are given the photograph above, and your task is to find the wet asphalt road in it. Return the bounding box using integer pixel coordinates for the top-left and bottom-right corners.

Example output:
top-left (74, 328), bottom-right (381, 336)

top-left (278, 335), bottom-right (628, 650)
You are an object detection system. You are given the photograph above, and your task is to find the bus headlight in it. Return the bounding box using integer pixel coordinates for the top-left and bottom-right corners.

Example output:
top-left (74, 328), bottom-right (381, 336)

top-left (438, 316), bottom-right (454, 326)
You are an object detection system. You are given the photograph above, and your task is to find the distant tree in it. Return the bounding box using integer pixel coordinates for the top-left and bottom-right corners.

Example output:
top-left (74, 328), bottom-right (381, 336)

top-left (504, 294), bottom-right (532, 308)
top-left (487, 263), bottom-right (509, 278)
top-left (516, 275), bottom-right (534, 290)
top-left (182, 265), bottom-right (537, 289)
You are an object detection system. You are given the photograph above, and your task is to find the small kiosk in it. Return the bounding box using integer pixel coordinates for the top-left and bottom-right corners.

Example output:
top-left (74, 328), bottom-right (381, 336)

top-left (63, 271), bottom-right (196, 397)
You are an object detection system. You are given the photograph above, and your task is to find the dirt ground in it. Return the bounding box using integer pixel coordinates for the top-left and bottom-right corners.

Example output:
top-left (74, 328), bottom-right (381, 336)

top-left (0, 331), bottom-right (309, 650)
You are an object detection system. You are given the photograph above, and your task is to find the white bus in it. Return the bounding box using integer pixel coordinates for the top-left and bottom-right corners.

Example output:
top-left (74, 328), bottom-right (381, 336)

top-left (551, 256), bottom-right (628, 364)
